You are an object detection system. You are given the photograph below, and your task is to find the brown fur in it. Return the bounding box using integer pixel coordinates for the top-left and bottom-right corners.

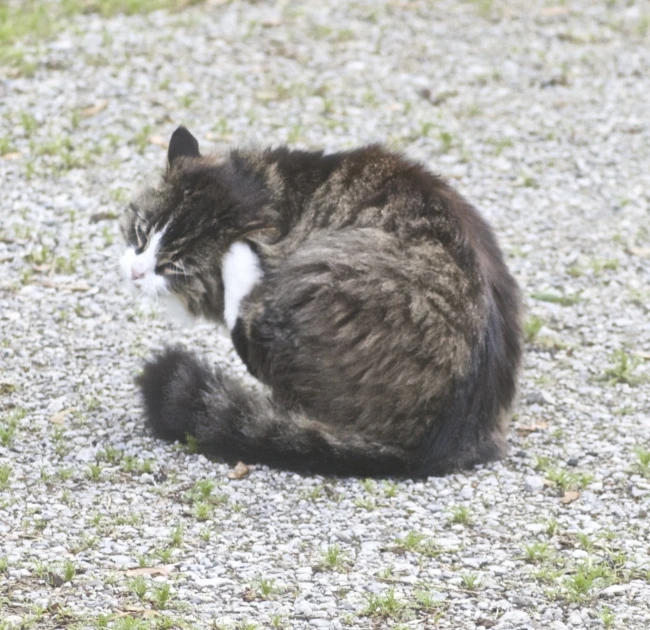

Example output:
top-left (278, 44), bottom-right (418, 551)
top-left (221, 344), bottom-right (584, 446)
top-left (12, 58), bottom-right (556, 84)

top-left (127, 127), bottom-right (522, 477)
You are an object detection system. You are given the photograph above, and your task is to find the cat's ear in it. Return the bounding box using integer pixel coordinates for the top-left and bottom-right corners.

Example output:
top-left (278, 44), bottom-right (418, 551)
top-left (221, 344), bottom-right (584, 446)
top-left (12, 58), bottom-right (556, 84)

top-left (167, 126), bottom-right (200, 168)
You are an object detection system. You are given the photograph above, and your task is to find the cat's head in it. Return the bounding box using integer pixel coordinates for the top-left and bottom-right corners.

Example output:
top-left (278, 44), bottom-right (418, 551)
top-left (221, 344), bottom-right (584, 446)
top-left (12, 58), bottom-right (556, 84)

top-left (119, 126), bottom-right (228, 321)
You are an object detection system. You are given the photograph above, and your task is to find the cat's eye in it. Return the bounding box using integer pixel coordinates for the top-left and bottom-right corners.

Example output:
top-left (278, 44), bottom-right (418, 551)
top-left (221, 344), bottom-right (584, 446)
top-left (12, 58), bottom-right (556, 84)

top-left (135, 224), bottom-right (148, 249)
top-left (156, 261), bottom-right (184, 276)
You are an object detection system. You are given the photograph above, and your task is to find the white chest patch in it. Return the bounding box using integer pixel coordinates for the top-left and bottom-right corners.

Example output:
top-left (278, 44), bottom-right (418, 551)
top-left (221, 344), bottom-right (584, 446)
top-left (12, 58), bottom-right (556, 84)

top-left (222, 241), bottom-right (263, 330)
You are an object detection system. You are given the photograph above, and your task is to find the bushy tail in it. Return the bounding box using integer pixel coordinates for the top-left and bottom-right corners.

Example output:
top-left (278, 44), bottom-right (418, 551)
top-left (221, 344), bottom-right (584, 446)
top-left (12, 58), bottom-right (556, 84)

top-left (136, 347), bottom-right (410, 477)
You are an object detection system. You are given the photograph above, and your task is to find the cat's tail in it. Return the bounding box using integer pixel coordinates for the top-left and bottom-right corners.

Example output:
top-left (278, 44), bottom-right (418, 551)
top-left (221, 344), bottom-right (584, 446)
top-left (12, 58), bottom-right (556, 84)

top-left (136, 347), bottom-right (410, 477)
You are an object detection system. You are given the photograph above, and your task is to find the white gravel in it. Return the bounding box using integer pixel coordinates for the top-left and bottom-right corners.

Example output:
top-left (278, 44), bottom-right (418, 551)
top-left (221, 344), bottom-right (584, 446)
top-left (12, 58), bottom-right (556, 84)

top-left (1, 1), bottom-right (649, 628)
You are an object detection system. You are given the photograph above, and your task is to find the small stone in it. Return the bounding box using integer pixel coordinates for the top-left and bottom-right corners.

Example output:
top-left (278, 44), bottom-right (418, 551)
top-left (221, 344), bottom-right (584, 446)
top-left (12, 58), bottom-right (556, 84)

top-left (524, 476), bottom-right (545, 493)
top-left (499, 610), bottom-right (531, 625)
top-left (601, 583), bottom-right (630, 597)
top-left (4, 616), bottom-right (22, 626)
top-left (295, 600), bottom-right (313, 616)
top-left (195, 577), bottom-right (232, 587)
top-left (460, 485), bottom-right (473, 500)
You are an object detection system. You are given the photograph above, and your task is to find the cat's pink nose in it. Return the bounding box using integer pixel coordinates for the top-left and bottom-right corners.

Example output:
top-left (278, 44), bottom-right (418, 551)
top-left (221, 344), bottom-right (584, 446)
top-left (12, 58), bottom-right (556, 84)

top-left (131, 268), bottom-right (144, 280)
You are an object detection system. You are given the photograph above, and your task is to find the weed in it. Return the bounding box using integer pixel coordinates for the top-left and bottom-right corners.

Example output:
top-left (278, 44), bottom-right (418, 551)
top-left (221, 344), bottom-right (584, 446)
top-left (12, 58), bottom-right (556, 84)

top-left (524, 315), bottom-right (544, 342)
top-left (255, 577), bottom-right (278, 599)
top-left (170, 524), bottom-right (183, 547)
top-left (383, 481), bottom-right (398, 498)
top-left (600, 606), bottom-right (615, 629)
top-left (0, 464), bottom-right (12, 490)
top-left (200, 527), bottom-right (211, 542)
top-left (304, 485), bottom-right (323, 501)
top-left (152, 583), bottom-right (171, 609)
top-left (414, 589), bottom-right (443, 611)
top-left (156, 548), bottom-right (173, 564)
top-left (185, 434), bottom-right (200, 453)
top-left (128, 576), bottom-right (148, 601)
top-left (450, 505), bottom-right (472, 525)
top-left (564, 560), bottom-right (613, 602)
top-left (320, 544), bottom-right (348, 571)
top-left (1, 408), bottom-right (25, 447)
top-left (133, 125), bottom-right (152, 154)
top-left (439, 131), bottom-right (454, 153)
top-left (393, 531), bottom-right (440, 557)
top-left (576, 533), bottom-right (594, 552)
top-left (62, 559), bottom-right (76, 582)
top-left (461, 573), bottom-right (480, 590)
top-left (635, 447), bottom-right (650, 477)
top-left (603, 350), bottom-right (645, 386)
top-left (362, 588), bottom-right (407, 620)
top-left (21, 112), bottom-right (38, 137)
top-left (378, 565), bottom-right (393, 580)
top-left (194, 478), bottom-right (215, 499)
top-left (270, 614), bottom-right (286, 629)
top-left (194, 502), bottom-right (212, 522)
top-left (354, 496), bottom-right (376, 511)
top-left (113, 617), bottom-right (149, 630)
top-left (532, 292), bottom-right (580, 306)
top-left (524, 541), bottom-right (551, 564)
top-left (394, 531), bottom-right (425, 553)
top-left (87, 463), bottom-right (102, 482)
top-left (546, 468), bottom-right (592, 492)
top-left (0, 136), bottom-right (15, 154)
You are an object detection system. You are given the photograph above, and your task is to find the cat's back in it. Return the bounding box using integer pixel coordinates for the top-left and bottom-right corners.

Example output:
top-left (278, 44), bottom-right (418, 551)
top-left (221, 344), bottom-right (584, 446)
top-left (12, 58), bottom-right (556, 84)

top-left (263, 144), bottom-right (493, 274)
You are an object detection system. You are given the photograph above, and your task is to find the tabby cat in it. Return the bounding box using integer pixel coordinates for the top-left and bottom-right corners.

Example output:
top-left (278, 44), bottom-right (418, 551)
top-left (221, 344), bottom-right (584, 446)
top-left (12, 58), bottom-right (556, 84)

top-left (120, 126), bottom-right (522, 478)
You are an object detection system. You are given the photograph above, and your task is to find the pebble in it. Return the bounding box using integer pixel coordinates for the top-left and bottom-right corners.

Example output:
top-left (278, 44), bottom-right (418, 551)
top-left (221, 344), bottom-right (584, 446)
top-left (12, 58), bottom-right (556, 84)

top-left (524, 476), bottom-right (545, 493)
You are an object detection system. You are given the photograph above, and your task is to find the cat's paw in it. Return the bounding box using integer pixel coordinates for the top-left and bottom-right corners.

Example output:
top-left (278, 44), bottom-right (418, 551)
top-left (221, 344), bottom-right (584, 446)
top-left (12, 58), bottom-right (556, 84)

top-left (136, 346), bottom-right (210, 442)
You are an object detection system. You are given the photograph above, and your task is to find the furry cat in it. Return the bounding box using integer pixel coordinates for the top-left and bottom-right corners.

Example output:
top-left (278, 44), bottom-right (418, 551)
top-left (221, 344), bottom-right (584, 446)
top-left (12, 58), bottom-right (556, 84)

top-left (120, 126), bottom-right (522, 478)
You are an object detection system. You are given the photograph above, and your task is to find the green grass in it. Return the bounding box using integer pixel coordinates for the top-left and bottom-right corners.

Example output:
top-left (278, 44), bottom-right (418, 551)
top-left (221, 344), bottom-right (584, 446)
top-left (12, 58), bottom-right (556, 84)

top-left (524, 315), bottom-right (544, 342)
top-left (113, 616), bottom-right (150, 630)
top-left (62, 559), bottom-right (76, 582)
top-left (600, 606), bottom-right (615, 629)
top-left (602, 350), bottom-right (645, 386)
top-left (450, 505), bottom-right (472, 525)
top-left (531, 291), bottom-right (580, 306)
top-left (461, 573), bottom-right (480, 590)
top-left (635, 447), bottom-right (650, 478)
top-left (362, 588), bottom-right (408, 621)
top-left (128, 576), bottom-right (148, 601)
top-left (0, 136), bottom-right (16, 154)
top-left (546, 468), bottom-right (592, 492)
top-left (194, 478), bottom-right (215, 499)
top-left (392, 530), bottom-right (440, 557)
top-left (1, 408), bottom-right (26, 448)
top-left (0, 463), bottom-right (12, 490)
top-left (87, 463), bottom-right (102, 481)
top-left (563, 560), bottom-right (614, 602)
top-left (0, 1), bottom-right (206, 76)
top-left (170, 524), bottom-right (183, 547)
top-left (254, 577), bottom-right (278, 599)
top-left (1, 1), bottom-right (204, 47)
top-left (524, 541), bottom-right (551, 564)
top-left (319, 544), bottom-right (348, 571)
top-left (152, 583), bottom-right (171, 609)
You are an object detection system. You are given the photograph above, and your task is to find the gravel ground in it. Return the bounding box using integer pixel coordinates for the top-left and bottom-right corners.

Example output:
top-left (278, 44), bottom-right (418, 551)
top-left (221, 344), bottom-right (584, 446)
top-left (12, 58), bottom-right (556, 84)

top-left (1, 1), bottom-right (650, 628)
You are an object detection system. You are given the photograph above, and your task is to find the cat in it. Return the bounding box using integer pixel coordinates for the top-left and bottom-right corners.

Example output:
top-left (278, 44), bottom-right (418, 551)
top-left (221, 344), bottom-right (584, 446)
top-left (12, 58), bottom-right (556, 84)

top-left (120, 126), bottom-right (522, 478)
